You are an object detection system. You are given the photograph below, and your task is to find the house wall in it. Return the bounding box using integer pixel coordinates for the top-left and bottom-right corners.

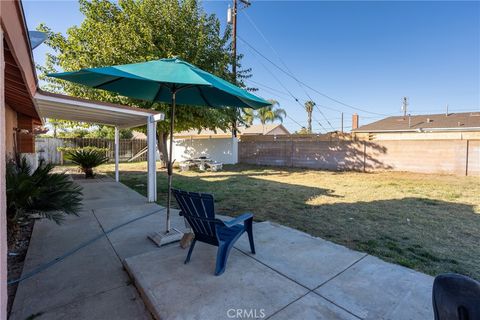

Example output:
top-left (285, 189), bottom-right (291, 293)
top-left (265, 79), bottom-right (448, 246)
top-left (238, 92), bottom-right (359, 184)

top-left (1, 24), bottom-right (8, 320)
top-left (5, 104), bottom-right (16, 158)
top-left (171, 137), bottom-right (238, 164)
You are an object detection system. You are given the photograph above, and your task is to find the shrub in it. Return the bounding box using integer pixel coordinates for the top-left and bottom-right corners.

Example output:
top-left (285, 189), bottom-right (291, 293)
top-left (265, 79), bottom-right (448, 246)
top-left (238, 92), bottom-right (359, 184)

top-left (57, 146), bottom-right (109, 154)
top-left (6, 156), bottom-right (83, 230)
top-left (64, 148), bottom-right (109, 178)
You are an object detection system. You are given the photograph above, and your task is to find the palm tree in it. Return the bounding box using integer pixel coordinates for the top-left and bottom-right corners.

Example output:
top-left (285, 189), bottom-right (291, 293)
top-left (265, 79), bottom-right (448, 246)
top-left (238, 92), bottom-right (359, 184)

top-left (242, 108), bottom-right (255, 126)
top-left (256, 100), bottom-right (287, 134)
top-left (304, 100), bottom-right (315, 133)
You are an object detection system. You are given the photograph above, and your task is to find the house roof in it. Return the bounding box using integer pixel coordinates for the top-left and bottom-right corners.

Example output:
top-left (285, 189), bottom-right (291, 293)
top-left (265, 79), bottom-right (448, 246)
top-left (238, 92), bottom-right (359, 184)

top-left (174, 123), bottom-right (289, 138)
top-left (353, 112), bottom-right (480, 133)
top-left (2, 0), bottom-right (41, 121)
top-left (240, 124), bottom-right (290, 135)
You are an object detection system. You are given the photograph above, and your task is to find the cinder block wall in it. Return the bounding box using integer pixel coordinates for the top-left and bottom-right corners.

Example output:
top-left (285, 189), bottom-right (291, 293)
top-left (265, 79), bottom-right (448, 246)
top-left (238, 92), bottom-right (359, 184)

top-left (239, 135), bottom-right (479, 176)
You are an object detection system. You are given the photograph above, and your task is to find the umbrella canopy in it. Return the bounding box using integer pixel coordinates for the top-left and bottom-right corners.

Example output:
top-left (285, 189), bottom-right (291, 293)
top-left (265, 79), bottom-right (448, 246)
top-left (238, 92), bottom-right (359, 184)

top-left (48, 58), bottom-right (271, 240)
top-left (49, 58), bottom-right (270, 109)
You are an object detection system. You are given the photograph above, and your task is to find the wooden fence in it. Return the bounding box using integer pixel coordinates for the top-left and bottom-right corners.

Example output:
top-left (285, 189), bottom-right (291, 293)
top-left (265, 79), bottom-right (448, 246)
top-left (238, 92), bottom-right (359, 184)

top-left (239, 135), bottom-right (480, 176)
top-left (36, 137), bottom-right (148, 164)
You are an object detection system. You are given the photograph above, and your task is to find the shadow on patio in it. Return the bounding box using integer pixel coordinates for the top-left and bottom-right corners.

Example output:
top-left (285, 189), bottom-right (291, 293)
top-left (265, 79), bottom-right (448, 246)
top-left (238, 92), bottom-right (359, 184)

top-left (11, 173), bottom-right (478, 319)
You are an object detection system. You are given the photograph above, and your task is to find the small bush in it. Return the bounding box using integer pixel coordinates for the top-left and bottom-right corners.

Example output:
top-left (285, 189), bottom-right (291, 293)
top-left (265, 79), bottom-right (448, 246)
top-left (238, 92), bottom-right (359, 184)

top-left (6, 156), bottom-right (83, 230)
top-left (64, 148), bottom-right (109, 178)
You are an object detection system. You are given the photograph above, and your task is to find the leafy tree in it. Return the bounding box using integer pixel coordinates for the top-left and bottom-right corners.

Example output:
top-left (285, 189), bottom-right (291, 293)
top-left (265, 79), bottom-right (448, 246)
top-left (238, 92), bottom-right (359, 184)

top-left (294, 127), bottom-right (309, 134)
top-left (58, 128), bottom-right (90, 138)
top-left (256, 100), bottom-right (286, 134)
top-left (242, 108), bottom-right (255, 126)
top-left (47, 119), bottom-right (91, 138)
top-left (304, 100), bottom-right (315, 133)
top-left (84, 126), bottom-right (133, 139)
top-left (37, 0), bottom-right (252, 164)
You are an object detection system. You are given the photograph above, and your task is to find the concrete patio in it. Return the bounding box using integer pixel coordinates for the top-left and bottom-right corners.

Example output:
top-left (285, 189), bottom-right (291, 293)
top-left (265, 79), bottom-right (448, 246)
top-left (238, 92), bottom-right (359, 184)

top-left (10, 178), bottom-right (434, 320)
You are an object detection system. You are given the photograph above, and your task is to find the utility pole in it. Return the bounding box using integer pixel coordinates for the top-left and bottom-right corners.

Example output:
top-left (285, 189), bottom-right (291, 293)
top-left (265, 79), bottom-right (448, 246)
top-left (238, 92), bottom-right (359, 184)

top-left (341, 112), bottom-right (344, 133)
top-left (446, 104), bottom-right (449, 116)
top-left (231, 0), bottom-right (238, 80)
top-left (228, 0), bottom-right (250, 137)
top-left (402, 97), bottom-right (408, 118)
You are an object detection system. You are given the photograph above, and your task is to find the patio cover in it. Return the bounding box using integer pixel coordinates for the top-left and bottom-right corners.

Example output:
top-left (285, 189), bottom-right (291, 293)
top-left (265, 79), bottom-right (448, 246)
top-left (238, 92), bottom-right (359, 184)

top-left (34, 90), bottom-right (164, 202)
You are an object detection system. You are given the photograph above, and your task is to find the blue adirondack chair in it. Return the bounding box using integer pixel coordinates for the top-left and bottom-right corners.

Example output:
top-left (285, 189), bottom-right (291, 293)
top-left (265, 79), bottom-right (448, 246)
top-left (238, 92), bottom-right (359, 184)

top-left (172, 189), bottom-right (255, 275)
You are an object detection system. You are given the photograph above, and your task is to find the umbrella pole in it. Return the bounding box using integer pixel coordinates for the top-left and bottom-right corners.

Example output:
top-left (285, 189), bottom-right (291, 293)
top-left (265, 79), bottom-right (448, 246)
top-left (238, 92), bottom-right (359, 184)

top-left (166, 91), bottom-right (176, 233)
top-left (148, 90), bottom-right (183, 247)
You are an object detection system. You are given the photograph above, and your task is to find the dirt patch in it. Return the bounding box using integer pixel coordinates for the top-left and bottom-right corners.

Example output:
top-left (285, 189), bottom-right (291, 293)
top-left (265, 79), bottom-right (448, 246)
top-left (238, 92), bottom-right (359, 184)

top-left (7, 220), bottom-right (35, 316)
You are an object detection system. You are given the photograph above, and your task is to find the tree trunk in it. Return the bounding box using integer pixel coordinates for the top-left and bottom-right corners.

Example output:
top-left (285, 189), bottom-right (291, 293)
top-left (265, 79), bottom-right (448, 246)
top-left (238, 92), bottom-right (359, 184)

top-left (307, 112), bottom-right (312, 134)
top-left (156, 130), bottom-right (169, 168)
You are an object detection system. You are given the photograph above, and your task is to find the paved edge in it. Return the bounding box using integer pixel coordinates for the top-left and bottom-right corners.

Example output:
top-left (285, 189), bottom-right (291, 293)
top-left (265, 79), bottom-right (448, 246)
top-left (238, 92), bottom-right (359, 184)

top-left (124, 258), bottom-right (161, 320)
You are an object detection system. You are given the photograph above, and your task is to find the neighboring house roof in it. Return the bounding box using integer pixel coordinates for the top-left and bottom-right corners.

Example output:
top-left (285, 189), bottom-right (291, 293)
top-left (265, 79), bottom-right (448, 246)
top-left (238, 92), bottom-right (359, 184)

top-left (353, 112), bottom-right (480, 133)
top-left (240, 124), bottom-right (290, 135)
top-left (174, 123), bottom-right (290, 138)
top-left (132, 131), bottom-right (147, 140)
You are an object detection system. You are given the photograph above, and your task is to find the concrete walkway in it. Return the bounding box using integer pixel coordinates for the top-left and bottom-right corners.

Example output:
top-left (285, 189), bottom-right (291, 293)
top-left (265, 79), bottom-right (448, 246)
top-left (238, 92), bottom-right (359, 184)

top-left (9, 177), bottom-right (184, 320)
top-left (10, 178), bottom-right (434, 320)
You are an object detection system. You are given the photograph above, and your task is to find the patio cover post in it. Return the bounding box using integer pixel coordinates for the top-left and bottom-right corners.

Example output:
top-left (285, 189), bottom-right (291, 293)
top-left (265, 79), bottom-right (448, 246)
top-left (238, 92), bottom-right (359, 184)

top-left (114, 126), bottom-right (119, 182)
top-left (147, 116), bottom-right (157, 202)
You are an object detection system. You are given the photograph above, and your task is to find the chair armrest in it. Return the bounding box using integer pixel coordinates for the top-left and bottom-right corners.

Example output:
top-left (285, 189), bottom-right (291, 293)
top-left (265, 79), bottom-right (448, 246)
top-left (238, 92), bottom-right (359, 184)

top-left (218, 213), bottom-right (253, 228)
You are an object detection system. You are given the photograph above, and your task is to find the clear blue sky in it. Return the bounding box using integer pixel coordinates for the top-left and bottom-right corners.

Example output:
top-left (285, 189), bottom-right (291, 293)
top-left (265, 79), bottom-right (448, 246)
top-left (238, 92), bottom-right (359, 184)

top-left (23, 0), bottom-right (480, 132)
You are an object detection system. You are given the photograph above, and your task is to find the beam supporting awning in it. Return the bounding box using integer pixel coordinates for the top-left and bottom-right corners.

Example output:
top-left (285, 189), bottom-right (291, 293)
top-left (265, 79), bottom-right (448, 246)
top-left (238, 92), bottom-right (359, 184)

top-left (35, 90), bottom-right (161, 129)
top-left (34, 90), bottom-right (164, 203)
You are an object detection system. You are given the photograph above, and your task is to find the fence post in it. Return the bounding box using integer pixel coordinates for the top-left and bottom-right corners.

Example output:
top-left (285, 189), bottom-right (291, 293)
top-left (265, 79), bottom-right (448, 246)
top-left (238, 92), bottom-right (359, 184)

top-left (363, 140), bottom-right (366, 172)
top-left (290, 136), bottom-right (294, 167)
top-left (465, 140), bottom-right (469, 176)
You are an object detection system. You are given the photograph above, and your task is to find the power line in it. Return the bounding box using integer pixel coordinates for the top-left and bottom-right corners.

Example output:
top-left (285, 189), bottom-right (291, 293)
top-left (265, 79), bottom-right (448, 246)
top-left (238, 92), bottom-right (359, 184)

top-left (242, 10), bottom-right (337, 131)
top-left (284, 114), bottom-right (306, 129)
top-left (237, 35), bottom-right (391, 117)
top-left (249, 79), bottom-right (381, 121)
top-left (247, 47), bottom-right (329, 133)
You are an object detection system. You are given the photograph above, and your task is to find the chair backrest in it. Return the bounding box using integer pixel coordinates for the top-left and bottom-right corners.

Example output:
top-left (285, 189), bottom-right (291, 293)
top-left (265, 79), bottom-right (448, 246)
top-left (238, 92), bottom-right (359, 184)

top-left (433, 273), bottom-right (480, 320)
top-left (172, 189), bottom-right (219, 245)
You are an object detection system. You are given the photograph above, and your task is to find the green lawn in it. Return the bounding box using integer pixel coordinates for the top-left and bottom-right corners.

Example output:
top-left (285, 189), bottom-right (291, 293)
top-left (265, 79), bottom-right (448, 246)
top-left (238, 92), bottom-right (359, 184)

top-left (90, 162), bottom-right (480, 280)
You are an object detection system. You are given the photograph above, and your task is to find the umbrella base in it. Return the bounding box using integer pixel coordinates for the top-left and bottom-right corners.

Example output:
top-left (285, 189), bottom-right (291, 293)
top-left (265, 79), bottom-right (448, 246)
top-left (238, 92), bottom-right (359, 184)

top-left (148, 228), bottom-right (184, 247)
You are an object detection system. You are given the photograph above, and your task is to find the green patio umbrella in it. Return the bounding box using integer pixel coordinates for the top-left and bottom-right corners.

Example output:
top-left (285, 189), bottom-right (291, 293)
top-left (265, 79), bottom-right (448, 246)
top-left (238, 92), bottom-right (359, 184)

top-left (48, 58), bottom-right (270, 240)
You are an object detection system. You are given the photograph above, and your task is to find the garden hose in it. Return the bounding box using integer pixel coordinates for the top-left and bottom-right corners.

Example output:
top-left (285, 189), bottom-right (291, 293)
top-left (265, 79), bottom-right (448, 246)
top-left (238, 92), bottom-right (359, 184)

top-left (8, 207), bottom-right (166, 286)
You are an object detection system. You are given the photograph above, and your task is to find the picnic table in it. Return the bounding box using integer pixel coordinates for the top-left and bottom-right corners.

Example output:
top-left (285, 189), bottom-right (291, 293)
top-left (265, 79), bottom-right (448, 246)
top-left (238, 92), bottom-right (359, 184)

top-left (179, 157), bottom-right (222, 172)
